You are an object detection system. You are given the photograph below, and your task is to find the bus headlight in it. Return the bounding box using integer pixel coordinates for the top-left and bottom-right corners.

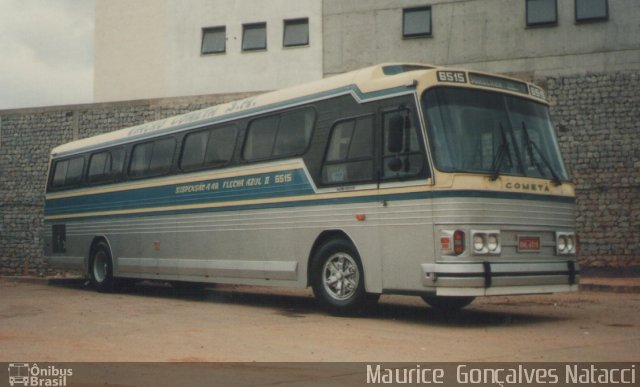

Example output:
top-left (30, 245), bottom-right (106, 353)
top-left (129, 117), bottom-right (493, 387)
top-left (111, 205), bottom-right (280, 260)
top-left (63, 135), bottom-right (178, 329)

top-left (557, 236), bottom-right (567, 252)
top-left (471, 230), bottom-right (501, 255)
top-left (556, 232), bottom-right (576, 255)
top-left (487, 234), bottom-right (499, 252)
top-left (473, 235), bottom-right (485, 252)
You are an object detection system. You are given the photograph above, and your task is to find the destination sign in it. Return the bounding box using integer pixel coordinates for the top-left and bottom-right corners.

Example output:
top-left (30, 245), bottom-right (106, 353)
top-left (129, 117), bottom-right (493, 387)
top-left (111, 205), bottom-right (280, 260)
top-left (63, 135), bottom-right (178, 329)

top-left (469, 73), bottom-right (529, 95)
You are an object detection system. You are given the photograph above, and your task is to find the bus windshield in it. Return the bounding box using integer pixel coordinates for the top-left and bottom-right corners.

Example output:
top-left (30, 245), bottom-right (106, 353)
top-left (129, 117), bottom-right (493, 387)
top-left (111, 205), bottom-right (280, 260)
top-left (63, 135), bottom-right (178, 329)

top-left (423, 87), bottom-right (569, 182)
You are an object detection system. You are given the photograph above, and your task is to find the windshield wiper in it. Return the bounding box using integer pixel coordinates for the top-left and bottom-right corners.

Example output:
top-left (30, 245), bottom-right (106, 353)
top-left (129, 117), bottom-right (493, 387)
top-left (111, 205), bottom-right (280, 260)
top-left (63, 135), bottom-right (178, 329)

top-left (520, 121), bottom-right (562, 186)
top-left (489, 122), bottom-right (512, 181)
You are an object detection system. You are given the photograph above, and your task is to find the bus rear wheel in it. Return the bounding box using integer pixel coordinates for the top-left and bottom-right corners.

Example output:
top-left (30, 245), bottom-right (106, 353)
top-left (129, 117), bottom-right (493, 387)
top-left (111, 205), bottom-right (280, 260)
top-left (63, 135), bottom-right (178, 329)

top-left (421, 295), bottom-right (475, 312)
top-left (90, 241), bottom-right (116, 293)
top-left (311, 239), bottom-right (369, 316)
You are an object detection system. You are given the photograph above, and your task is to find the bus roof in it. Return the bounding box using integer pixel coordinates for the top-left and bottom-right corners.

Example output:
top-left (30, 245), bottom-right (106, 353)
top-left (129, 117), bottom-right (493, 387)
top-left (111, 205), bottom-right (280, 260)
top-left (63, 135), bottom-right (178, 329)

top-left (51, 63), bottom-right (540, 158)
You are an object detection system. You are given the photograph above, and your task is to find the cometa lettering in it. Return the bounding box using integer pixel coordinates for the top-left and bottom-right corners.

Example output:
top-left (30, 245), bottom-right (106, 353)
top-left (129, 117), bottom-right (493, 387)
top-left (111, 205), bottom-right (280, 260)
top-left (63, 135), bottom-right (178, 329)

top-left (505, 182), bottom-right (550, 192)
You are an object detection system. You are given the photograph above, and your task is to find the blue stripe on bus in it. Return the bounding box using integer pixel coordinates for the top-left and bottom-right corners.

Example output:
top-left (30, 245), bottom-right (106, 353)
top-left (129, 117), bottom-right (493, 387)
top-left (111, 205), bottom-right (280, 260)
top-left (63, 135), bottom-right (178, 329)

top-left (44, 168), bottom-right (575, 222)
top-left (44, 169), bottom-right (313, 216)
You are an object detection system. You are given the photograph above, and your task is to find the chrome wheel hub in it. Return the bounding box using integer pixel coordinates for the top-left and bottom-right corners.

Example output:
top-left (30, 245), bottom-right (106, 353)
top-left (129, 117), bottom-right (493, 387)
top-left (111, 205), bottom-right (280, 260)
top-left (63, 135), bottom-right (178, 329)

top-left (93, 251), bottom-right (108, 283)
top-left (322, 253), bottom-right (360, 301)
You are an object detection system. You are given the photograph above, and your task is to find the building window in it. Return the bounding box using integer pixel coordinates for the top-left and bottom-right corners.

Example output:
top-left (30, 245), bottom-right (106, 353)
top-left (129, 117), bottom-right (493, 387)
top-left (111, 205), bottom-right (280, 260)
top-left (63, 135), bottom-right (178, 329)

top-left (575, 0), bottom-right (608, 22)
top-left (201, 26), bottom-right (226, 54)
top-left (242, 22), bottom-right (267, 51)
top-left (526, 0), bottom-right (558, 26)
top-left (403, 6), bottom-right (432, 37)
top-left (283, 18), bottom-right (309, 47)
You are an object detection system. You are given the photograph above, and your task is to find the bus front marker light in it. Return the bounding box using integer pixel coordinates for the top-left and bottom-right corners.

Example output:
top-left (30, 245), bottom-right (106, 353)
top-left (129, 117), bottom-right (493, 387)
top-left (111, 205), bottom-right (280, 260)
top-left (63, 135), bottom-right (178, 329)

top-left (453, 230), bottom-right (465, 255)
top-left (440, 236), bottom-right (450, 250)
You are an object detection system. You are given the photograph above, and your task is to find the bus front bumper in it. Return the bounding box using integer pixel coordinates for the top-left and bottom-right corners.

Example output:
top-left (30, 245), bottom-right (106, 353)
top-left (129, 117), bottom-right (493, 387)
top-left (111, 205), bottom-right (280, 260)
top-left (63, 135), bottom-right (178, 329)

top-left (421, 260), bottom-right (579, 297)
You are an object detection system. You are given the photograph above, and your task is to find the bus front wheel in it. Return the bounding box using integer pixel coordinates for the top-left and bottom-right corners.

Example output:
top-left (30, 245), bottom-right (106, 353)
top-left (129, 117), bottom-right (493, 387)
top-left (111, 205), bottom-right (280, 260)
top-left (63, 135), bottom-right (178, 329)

top-left (90, 241), bottom-right (116, 293)
top-left (311, 239), bottom-right (369, 316)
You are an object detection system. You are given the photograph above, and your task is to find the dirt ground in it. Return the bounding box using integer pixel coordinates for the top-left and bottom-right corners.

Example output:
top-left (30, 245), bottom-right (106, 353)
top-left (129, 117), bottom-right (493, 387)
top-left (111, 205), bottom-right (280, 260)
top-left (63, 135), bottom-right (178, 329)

top-left (1, 278), bottom-right (639, 363)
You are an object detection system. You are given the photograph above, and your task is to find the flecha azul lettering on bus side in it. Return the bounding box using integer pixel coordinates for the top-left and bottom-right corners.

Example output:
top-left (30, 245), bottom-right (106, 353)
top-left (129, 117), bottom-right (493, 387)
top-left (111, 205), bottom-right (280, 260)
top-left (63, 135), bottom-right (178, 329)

top-left (222, 179), bottom-right (245, 189)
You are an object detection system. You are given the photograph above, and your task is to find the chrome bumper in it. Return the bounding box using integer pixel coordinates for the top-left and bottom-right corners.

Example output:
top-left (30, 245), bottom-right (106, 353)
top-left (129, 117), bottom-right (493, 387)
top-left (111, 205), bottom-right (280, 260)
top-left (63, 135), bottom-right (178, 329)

top-left (421, 261), bottom-right (579, 296)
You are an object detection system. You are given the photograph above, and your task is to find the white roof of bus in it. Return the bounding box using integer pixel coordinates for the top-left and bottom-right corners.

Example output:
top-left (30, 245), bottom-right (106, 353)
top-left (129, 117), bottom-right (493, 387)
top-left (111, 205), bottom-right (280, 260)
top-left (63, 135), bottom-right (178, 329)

top-left (51, 63), bottom-right (439, 157)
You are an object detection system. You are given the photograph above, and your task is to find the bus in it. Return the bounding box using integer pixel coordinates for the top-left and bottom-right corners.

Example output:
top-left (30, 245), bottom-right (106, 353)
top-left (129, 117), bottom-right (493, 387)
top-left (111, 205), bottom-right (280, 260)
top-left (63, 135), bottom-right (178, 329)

top-left (43, 63), bottom-right (579, 315)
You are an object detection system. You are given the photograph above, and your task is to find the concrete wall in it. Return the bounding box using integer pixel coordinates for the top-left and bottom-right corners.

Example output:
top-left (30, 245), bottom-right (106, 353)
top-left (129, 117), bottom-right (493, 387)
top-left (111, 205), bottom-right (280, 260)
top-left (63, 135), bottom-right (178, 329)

top-left (94, 0), bottom-right (323, 103)
top-left (94, 0), bottom-right (169, 102)
top-left (322, 0), bottom-right (640, 77)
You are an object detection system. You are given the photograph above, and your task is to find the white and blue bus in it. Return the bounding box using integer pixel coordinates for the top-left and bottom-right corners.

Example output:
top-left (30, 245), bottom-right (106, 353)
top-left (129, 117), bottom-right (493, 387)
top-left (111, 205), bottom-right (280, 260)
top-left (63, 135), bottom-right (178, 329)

top-left (44, 64), bottom-right (579, 314)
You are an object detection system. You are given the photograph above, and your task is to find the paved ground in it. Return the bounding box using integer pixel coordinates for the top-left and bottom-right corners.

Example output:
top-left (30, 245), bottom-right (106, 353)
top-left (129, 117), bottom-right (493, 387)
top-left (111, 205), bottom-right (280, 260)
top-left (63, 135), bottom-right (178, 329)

top-left (1, 277), bottom-right (639, 363)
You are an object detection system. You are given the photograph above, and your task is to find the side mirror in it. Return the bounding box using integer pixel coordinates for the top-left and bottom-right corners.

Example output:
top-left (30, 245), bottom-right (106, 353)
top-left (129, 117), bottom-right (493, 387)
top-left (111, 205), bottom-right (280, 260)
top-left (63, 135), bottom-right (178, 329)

top-left (387, 114), bottom-right (404, 154)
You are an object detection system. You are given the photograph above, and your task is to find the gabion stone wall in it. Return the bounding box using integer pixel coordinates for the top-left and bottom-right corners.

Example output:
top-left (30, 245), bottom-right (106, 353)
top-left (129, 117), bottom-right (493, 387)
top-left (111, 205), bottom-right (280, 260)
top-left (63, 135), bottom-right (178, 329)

top-left (543, 71), bottom-right (640, 268)
top-left (0, 72), bottom-right (638, 276)
top-left (0, 93), bottom-right (253, 275)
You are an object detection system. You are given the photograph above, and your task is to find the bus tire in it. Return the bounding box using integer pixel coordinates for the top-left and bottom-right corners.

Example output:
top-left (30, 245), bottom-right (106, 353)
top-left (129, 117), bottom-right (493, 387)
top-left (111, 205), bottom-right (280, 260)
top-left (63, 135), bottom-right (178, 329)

top-left (311, 239), bottom-right (368, 316)
top-left (421, 295), bottom-right (475, 312)
top-left (90, 241), bottom-right (116, 293)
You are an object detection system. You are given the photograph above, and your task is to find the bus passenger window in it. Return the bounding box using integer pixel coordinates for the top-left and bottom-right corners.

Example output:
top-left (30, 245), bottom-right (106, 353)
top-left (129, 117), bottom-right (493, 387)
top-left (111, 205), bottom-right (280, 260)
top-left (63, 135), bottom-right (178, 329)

top-left (273, 109), bottom-right (314, 156)
top-left (243, 115), bottom-right (279, 160)
top-left (322, 116), bottom-right (374, 185)
top-left (181, 125), bottom-right (237, 170)
top-left (88, 149), bottom-right (125, 183)
top-left (181, 130), bottom-right (209, 169)
top-left (148, 138), bottom-right (175, 175)
top-left (52, 160), bottom-right (69, 188)
top-left (51, 156), bottom-right (85, 189)
top-left (205, 125), bottom-right (236, 165)
top-left (129, 138), bottom-right (175, 178)
top-left (243, 108), bottom-right (315, 161)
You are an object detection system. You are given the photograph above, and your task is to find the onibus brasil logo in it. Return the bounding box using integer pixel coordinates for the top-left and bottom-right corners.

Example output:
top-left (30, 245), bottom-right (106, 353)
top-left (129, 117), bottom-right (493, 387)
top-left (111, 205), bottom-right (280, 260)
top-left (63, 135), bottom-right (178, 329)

top-left (8, 363), bottom-right (72, 386)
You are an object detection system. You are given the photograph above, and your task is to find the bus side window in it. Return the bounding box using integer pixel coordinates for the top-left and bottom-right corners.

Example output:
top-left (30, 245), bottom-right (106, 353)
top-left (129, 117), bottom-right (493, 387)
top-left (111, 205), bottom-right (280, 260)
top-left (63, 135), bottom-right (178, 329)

top-left (87, 148), bottom-right (125, 183)
top-left (129, 138), bottom-right (175, 178)
top-left (243, 107), bottom-right (315, 161)
top-left (51, 156), bottom-right (85, 189)
top-left (382, 109), bottom-right (426, 180)
top-left (181, 125), bottom-right (237, 170)
top-left (321, 115), bottom-right (374, 185)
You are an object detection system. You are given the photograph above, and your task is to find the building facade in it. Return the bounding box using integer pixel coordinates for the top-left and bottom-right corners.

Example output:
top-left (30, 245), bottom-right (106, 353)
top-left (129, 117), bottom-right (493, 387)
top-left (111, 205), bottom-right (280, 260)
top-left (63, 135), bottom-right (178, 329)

top-left (94, 0), bottom-right (323, 102)
top-left (323, 0), bottom-right (639, 78)
top-left (94, 0), bottom-right (639, 102)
